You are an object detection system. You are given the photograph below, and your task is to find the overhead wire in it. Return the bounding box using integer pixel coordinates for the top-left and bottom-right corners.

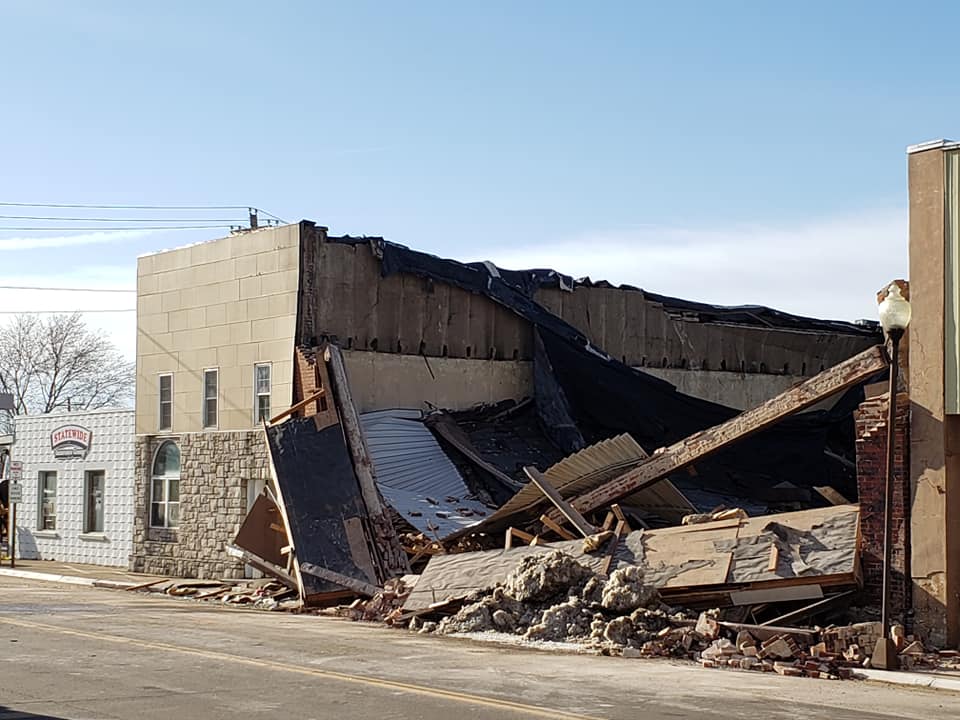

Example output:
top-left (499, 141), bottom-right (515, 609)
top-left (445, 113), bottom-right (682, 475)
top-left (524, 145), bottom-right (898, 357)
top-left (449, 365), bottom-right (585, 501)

top-left (0, 285), bottom-right (134, 292)
top-left (0, 201), bottom-right (288, 224)
top-left (0, 215), bottom-right (245, 222)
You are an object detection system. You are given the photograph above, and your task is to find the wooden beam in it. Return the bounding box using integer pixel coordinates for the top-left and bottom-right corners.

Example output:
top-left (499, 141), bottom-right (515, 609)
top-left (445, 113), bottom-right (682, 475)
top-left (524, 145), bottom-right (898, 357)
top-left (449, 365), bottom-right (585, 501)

top-left (524, 466), bottom-right (597, 538)
top-left (268, 388), bottom-right (325, 425)
top-left (505, 526), bottom-right (536, 549)
top-left (814, 485), bottom-right (851, 506)
top-left (539, 514), bottom-right (577, 541)
top-left (324, 343), bottom-right (410, 577)
top-left (767, 544), bottom-right (779, 572)
top-left (610, 504), bottom-right (632, 533)
top-left (225, 544), bottom-right (298, 590)
top-left (566, 345), bottom-right (887, 515)
top-left (300, 562), bottom-right (381, 597)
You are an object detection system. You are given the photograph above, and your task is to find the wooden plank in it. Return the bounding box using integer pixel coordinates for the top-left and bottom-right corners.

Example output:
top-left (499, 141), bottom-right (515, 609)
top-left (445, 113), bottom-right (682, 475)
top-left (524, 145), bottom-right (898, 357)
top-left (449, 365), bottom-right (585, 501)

top-left (539, 514), bottom-right (577, 541)
top-left (300, 562), bottom-right (381, 597)
top-left (505, 527), bottom-right (536, 549)
top-left (761, 590), bottom-right (857, 627)
top-left (225, 544), bottom-right (298, 590)
top-left (324, 343), bottom-right (410, 577)
top-left (730, 584), bottom-right (823, 606)
top-left (124, 578), bottom-right (167, 592)
top-left (567, 345), bottom-right (887, 514)
top-left (600, 520), bottom-right (626, 575)
top-left (814, 485), bottom-right (852, 506)
top-left (610, 504), bottom-right (632, 533)
top-left (524, 466), bottom-right (597, 538)
top-left (269, 522), bottom-right (285, 533)
top-left (767, 544), bottom-right (779, 572)
top-left (268, 388), bottom-right (326, 426)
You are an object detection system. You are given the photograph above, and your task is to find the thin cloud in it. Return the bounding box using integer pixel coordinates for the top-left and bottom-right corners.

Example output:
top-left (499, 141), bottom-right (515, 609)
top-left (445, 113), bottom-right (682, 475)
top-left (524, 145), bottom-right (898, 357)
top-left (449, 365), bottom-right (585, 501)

top-left (478, 208), bottom-right (909, 323)
top-left (0, 230), bottom-right (148, 251)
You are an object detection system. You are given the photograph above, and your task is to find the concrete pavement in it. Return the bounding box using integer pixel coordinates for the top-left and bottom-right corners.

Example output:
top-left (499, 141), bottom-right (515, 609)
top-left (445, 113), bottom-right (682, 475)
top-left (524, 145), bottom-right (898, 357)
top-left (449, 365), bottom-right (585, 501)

top-left (0, 577), bottom-right (957, 720)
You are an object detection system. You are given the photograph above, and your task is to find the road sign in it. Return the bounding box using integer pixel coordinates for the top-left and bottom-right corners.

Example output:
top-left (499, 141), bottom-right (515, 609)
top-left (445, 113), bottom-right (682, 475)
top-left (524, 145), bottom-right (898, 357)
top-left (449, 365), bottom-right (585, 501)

top-left (8, 481), bottom-right (22, 504)
top-left (9, 460), bottom-right (22, 483)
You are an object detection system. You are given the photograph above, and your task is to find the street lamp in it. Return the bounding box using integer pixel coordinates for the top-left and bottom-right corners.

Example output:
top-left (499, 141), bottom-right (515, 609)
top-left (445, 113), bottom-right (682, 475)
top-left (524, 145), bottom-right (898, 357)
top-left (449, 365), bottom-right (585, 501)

top-left (873, 282), bottom-right (911, 671)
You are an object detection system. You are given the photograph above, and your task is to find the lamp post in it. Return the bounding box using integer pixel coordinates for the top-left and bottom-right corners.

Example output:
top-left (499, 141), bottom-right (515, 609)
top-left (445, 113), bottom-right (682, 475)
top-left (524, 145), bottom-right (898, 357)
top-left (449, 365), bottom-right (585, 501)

top-left (873, 282), bottom-right (911, 671)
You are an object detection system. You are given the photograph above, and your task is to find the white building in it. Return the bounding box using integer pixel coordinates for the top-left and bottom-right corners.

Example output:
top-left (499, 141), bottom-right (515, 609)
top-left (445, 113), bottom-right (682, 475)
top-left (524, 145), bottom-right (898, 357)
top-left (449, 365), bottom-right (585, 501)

top-left (11, 408), bottom-right (134, 567)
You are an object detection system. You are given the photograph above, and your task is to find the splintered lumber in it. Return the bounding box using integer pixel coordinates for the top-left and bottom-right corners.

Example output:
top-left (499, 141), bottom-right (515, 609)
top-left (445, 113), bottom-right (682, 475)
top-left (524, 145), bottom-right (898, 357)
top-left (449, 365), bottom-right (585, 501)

top-left (300, 562), bottom-right (381, 597)
top-left (762, 590), bottom-right (857, 627)
top-left (814, 486), bottom-right (852, 506)
top-left (268, 388), bottom-right (326, 425)
top-left (325, 344), bottom-right (410, 576)
top-left (505, 527), bottom-right (537, 549)
top-left (524, 466), bottom-right (597, 538)
top-left (567, 345), bottom-right (887, 514)
top-left (225, 544), bottom-right (298, 590)
top-left (540, 514), bottom-right (577, 540)
top-left (767, 544), bottom-right (779, 572)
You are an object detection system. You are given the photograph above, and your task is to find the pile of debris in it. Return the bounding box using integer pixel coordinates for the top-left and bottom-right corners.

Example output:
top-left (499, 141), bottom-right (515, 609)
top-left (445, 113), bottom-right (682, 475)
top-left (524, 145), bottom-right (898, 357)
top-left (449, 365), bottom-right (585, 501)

top-left (407, 550), bottom-right (702, 656)
top-left (131, 578), bottom-right (298, 611)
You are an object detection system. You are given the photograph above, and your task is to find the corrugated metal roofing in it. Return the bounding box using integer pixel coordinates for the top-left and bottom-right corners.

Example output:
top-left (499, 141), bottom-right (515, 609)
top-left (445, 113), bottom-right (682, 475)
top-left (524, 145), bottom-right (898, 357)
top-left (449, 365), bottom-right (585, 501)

top-left (480, 433), bottom-right (696, 527)
top-left (360, 409), bottom-right (489, 539)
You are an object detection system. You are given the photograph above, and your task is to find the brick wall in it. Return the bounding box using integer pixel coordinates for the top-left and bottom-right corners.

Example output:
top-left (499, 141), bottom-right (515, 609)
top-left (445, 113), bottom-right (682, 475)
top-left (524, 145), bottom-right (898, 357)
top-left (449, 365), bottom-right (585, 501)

top-left (293, 346), bottom-right (339, 429)
top-left (131, 430), bottom-right (270, 578)
top-left (855, 391), bottom-right (910, 622)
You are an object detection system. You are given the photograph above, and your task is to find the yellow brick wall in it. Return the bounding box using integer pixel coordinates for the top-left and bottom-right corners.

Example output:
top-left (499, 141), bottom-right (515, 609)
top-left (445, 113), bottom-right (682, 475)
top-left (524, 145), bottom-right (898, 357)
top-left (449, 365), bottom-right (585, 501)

top-left (136, 224), bottom-right (300, 434)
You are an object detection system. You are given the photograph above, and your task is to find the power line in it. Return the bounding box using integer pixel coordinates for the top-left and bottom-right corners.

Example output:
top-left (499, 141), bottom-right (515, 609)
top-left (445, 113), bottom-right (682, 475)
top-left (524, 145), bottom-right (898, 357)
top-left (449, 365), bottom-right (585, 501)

top-left (0, 308), bottom-right (135, 314)
top-left (0, 202), bottom-right (288, 224)
top-left (0, 215), bottom-right (244, 222)
top-left (0, 224), bottom-right (238, 231)
top-left (0, 285), bottom-right (134, 293)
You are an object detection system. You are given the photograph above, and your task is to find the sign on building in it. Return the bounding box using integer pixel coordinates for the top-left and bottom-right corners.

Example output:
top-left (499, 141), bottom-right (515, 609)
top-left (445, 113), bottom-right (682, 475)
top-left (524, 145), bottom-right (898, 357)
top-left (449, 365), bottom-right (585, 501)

top-left (50, 425), bottom-right (93, 459)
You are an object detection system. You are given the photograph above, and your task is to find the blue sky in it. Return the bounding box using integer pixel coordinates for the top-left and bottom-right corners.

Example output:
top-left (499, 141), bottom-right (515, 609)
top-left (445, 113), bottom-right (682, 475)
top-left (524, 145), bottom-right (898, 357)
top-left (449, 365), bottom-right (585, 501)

top-left (1, 1), bottom-right (953, 357)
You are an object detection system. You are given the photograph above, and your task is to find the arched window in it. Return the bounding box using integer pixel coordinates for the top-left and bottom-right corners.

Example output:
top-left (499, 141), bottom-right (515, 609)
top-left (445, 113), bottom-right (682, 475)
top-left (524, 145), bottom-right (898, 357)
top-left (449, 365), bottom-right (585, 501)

top-left (151, 441), bottom-right (180, 528)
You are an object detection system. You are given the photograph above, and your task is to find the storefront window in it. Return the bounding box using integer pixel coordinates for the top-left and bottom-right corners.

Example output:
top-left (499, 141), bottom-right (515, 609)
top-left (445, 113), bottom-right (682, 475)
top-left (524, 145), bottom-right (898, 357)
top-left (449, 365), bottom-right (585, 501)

top-left (84, 470), bottom-right (105, 533)
top-left (151, 441), bottom-right (180, 528)
top-left (38, 471), bottom-right (57, 530)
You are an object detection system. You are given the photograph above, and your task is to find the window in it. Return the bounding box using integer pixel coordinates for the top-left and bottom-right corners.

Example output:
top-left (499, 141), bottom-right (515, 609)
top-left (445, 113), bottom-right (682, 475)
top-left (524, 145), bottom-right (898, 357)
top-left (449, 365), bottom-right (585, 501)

top-left (202, 368), bottom-right (218, 428)
top-left (159, 374), bottom-right (173, 431)
top-left (84, 470), bottom-right (105, 533)
top-left (254, 363), bottom-right (271, 423)
top-left (38, 471), bottom-right (57, 530)
top-left (150, 441), bottom-right (180, 528)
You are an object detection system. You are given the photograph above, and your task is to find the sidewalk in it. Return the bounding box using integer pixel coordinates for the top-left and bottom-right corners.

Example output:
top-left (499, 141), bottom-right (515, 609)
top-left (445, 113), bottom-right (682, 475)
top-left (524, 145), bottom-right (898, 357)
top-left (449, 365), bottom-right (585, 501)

top-left (0, 559), bottom-right (165, 589)
top-left (858, 667), bottom-right (960, 693)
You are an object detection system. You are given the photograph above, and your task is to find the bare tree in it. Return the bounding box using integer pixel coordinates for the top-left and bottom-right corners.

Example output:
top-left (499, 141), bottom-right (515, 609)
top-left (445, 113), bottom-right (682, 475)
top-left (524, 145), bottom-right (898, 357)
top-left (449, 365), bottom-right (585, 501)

top-left (0, 313), bottom-right (133, 426)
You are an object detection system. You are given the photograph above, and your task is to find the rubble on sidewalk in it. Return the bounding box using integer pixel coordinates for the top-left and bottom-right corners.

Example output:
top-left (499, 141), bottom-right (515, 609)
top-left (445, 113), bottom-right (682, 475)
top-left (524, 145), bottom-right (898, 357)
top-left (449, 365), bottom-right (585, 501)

top-left (132, 577), bottom-right (300, 610)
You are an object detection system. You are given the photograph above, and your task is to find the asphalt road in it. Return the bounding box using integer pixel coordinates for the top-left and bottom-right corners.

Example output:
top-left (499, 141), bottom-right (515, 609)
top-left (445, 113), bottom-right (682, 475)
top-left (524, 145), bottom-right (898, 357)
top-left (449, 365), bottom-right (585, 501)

top-left (0, 577), bottom-right (955, 720)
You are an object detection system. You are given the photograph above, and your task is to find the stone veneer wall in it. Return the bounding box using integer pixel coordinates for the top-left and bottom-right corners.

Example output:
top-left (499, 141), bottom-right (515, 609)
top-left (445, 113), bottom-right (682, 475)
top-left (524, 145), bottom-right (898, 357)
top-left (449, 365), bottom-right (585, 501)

top-left (131, 430), bottom-right (270, 578)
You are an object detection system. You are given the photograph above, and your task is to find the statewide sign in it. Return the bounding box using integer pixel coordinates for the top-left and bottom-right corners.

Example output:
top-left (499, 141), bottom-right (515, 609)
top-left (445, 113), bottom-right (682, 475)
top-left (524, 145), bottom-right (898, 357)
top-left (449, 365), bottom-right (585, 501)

top-left (50, 425), bottom-right (92, 459)
top-left (8, 481), bottom-right (22, 504)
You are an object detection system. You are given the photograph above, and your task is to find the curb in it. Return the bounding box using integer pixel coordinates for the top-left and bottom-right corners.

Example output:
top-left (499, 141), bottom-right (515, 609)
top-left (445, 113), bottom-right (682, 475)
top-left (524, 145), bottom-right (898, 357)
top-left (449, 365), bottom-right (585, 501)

top-left (0, 567), bottom-right (96, 587)
top-left (0, 567), bottom-right (138, 590)
top-left (859, 667), bottom-right (960, 693)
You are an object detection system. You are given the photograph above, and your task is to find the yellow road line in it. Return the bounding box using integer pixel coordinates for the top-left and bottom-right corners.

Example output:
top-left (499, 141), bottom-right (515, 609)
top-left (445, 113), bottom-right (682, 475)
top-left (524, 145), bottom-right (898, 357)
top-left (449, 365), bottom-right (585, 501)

top-left (0, 616), bottom-right (604, 720)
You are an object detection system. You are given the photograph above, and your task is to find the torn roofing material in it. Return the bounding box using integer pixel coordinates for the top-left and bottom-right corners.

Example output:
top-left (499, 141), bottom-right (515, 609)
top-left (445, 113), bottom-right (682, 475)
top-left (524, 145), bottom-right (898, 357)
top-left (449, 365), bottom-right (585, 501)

top-left (265, 416), bottom-right (384, 602)
top-left (360, 408), bottom-right (491, 539)
top-left (453, 433), bottom-right (696, 539)
top-left (403, 504), bottom-right (860, 612)
top-left (330, 235), bottom-right (879, 337)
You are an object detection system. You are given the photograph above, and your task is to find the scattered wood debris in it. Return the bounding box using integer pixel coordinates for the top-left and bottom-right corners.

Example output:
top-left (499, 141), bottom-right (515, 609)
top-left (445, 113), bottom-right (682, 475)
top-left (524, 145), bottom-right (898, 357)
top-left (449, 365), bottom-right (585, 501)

top-left (134, 578), bottom-right (299, 610)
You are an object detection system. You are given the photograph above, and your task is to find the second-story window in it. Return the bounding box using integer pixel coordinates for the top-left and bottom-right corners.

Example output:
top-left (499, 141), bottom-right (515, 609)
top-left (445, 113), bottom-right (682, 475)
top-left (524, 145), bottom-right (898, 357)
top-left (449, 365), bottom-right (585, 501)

top-left (203, 368), bottom-right (219, 428)
top-left (159, 374), bottom-right (173, 431)
top-left (254, 363), bottom-right (271, 423)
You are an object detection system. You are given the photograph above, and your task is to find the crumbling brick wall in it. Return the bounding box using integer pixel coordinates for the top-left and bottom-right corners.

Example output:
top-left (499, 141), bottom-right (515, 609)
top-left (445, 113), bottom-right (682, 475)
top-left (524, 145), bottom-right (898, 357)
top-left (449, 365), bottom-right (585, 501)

top-left (130, 431), bottom-right (270, 579)
top-left (855, 391), bottom-right (910, 622)
top-left (293, 346), bottom-right (339, 429)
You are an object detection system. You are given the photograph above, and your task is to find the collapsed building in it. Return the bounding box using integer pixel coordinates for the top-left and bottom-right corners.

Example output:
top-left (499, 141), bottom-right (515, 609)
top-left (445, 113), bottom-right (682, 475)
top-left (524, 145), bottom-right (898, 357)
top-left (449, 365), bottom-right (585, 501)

top-left (133, 222), bottom-right (877, 574)
top-left (135, 216), bottom-right (956, 657)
